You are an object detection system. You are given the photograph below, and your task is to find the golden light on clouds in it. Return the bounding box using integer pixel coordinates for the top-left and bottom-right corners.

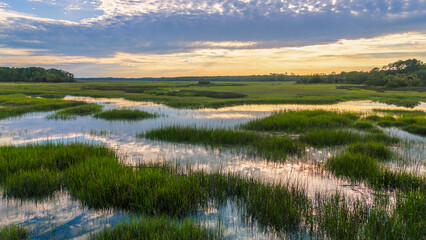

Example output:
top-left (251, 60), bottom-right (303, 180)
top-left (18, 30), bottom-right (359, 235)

top-left (1, 32), bottom-right (425, 77)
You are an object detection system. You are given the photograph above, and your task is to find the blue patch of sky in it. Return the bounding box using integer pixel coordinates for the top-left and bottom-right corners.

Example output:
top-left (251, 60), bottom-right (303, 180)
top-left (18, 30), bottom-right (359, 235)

top-left (2, 0), bottom-right (102, 22)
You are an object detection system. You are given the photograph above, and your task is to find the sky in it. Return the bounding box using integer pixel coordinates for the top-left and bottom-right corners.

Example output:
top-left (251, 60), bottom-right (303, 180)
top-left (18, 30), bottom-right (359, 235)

top-left (0, 0), bottom-right (425, 77)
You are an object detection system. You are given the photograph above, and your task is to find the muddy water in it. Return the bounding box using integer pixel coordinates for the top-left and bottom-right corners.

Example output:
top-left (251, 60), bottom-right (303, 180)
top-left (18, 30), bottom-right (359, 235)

top-left (0, 97), bottom-right (424, 239)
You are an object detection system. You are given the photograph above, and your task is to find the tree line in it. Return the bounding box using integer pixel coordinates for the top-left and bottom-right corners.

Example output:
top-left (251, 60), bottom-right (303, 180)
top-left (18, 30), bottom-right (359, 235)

top-left (78, 73), bottom-right (302, 82)
top-left (297, 59), bottom-right (425, 88)
top-left (0, 67), bottom-right (75, 83)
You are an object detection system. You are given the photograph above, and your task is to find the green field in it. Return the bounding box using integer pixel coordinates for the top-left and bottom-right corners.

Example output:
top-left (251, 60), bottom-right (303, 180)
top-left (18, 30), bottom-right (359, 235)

top-left (0, 81), bottom-right (424, 109)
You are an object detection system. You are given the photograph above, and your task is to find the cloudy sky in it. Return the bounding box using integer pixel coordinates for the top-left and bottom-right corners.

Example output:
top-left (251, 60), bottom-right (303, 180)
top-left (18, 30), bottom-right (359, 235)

top-left (0, 0), bottom-right (425, 77)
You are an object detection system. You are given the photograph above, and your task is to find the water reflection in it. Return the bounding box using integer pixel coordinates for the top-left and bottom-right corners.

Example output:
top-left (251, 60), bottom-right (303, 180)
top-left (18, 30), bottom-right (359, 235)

top-left (0, 97), bottom-right (424, 239)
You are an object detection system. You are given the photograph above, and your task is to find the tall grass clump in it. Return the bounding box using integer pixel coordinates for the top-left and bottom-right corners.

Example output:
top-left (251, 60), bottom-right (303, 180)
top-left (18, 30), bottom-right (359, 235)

top-left (46, 104), bottom-right (102, 120)
top-left (346, 142), bottom-right (393, 160)
top-left (0, 143), bottom-right (114, 199)
top-left (94, 109), bottom-right (157, 121)
top-left (368, 114), bottom-right (426, 136)
top-left (141, 126), bottom-right (303, 161)
top-left (90, 217), bottom-right (220, 240)
top-left (314, 190), bottom-right (425, 240)
top-left (242, 110), bottom-right (359, 133)
top-left (300, 129), bottom-right (362, 147)
top-left (0, 225), bottom-right (29, 240)
top-left (240, 180), bottom-right (311, 232)
top-left (327, 152), bottom-right (425, 192)
top-left (3, 169), bottom-right (59, 200)
top-left (0, 143), bottom-right (114, 182)
top-left (353, 120), bottom-right (375, 130)
top-left (64, 158), bottom-right (209, 216)
top-left (204, 173), bottom-right (311, 233)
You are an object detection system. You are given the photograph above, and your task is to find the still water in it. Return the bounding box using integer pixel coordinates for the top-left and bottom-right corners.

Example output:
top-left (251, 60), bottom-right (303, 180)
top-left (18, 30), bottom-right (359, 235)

top-left (0, 97), bottom-right (425, 239)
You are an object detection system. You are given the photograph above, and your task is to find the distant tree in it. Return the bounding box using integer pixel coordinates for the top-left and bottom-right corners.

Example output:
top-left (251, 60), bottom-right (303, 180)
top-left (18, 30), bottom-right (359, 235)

top-left (0, 67), bottom-right (75, 82)
top-left (367, 69), bottom-right (387, 86)
top-left (198, 77), bottom-right (211, 85)
top-left (382, 59), bottom-right (424, 74)
top-left (308, 74), bottom-right (324, 83)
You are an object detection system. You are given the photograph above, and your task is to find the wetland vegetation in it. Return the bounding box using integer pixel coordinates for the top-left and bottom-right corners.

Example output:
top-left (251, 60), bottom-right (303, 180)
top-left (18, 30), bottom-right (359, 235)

top-left (0, 225), bottom-right (29, 240)
top-left (0, 76), bottom-right (425, 111)
top-left (0, 71), bottom-right (424, 239)
top-left (46, 104), bottom-right (103, 120)
top-left (0, 94), bottom-right (87, 120)
top-left (94, 109), bottom-right (158, 121)
top-left (141, 126), bottom-right (303, 161)
top-left (0, 143), bottom-right (424, 239)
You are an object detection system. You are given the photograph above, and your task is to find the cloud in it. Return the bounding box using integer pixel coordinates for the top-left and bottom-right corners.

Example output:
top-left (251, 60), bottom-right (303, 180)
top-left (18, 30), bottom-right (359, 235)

top-left (2, 32), bottom-right (425, 77)
top-left (0, 0), bottom-right (424, 76)
top-left (0, 45), bottom-right (45, 56)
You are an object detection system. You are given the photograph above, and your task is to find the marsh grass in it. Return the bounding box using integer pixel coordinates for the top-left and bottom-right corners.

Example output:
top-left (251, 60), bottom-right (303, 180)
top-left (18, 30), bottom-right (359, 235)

top-left (46, 104), bottom-right (102, 120)
top-left (346, 142), bottom-right (393, 160)
top-left (364, 115), bottom-right (381, 121)
top-left (0, 144), bottom-right (310, 233)
top-left (299, 129), bottom-right (362, 147)
top-left (0, 95), bottom-right (87, 120)
top-left (141, 126), bottom-right (303, 161)
top-left (1, 81), bottom-right (424, 109)
top-left (327, 152), bottom-right (425, 192)
top-left (353, 120), bottom-right (375, 130)
top-left (0, 143), bottom-right (114, 183)
top-left (4, 169), bottom-right (60, 200)
top-left (94, 109), bottom-right (158, 121)
top-left (0, 143), bottom-right (424, 239)
top-left (39, 93), bottom-right (66, 99)
top-left (315, 190), bottom-right (425, 240)
top-left (372, 109), bottom-right (426, 116)
top-left (299, 128), bottom-right (399, 147)
top-left (371, 115), bottom-right (426, 136)
top-left (0, 225), bottom-right (29, 240)
top-left (242, 110), bottom-right (359, 133)
top-left (90, 217), bottom-right (220, 240)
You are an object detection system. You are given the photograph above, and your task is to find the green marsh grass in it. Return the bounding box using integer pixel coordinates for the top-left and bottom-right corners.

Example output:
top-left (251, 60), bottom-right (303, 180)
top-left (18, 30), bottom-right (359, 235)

top-left (369, 115), bottom-right (426, 136)
top-left (0, 143), bottom-right (310, 233)
top-left (39, 93), bottom-right (66, 99)
top-left (1, 143), bottom-right (424, 239)
top-left (141, 126), bottom-right (303, 161)
top-left (242, 110), bottom-right (359, 133)
top-left (0, 95), bottom-right (87, 120)
top-left (91, 217), bottom-right (220, 240)
top-left (346, 142), bottom-right (393, 160)
top-left (94, 109), bottom-right (158, 121)
top-left (299, 129), bottom-right (362, 147)
top-left (1, 81), bottom-right (425, 108)
top-left (314, 190), bottom-right (425, 240)
top-left (353, 120), bottom-right (375, 130)
top-left (0, 225), bottom-right (29, 240)
top-left (46, 103), bottom-right (102, 120)
top-left (364, 115), bottom-right (381, 121)
top-left (299, 128), bottom-right (398, 147)
top-left (4, 169), bottom-right (59, 200)
top-left (327, 151), bottom-right (425, 192)
top-left (372, 109), bottom-right (426, 116)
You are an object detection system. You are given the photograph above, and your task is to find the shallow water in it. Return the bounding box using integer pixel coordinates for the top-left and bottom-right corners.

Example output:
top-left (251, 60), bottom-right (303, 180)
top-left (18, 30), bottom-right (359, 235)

top-left (0, 97), bottom-right (424, 239)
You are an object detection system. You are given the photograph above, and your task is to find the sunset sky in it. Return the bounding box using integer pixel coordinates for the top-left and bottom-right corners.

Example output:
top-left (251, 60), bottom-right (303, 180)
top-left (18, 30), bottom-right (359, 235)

top-left (0, 0), bottom-right (425, 77)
